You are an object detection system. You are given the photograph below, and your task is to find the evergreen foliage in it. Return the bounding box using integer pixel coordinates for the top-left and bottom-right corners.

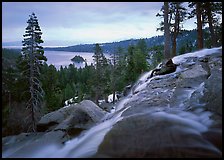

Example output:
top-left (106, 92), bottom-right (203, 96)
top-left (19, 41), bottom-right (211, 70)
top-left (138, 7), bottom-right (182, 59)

top-left (92, 44), bottom-right (108, 104)
top-left (18, 13), bottom-right (47, 132)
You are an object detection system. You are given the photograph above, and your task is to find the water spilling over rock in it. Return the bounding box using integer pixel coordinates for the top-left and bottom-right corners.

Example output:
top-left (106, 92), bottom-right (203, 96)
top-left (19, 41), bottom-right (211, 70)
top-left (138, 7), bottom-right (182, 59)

top-left (2, 47), bottom-right (222, 158)
top-left (94, 47), bottom-right (222, 158)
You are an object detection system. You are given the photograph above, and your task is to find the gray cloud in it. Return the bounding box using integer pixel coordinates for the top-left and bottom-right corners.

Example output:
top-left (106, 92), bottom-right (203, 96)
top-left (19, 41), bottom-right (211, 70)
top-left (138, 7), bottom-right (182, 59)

top-left (2, 2), bottom-right (195, 44)
top-left (3, 2), bottom-right (163, 28)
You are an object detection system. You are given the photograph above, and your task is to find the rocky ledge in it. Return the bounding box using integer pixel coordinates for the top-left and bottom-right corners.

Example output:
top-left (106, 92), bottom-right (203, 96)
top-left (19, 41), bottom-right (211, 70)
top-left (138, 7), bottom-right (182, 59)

top-left (93, 47), bottom-right (222, 158)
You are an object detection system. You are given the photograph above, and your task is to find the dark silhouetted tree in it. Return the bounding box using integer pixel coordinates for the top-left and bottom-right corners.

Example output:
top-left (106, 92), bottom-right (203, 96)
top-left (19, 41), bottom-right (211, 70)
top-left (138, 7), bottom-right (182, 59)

top-left (157, 2), bottom-right (187, 57)
top-left (164, 2), bottom-right (171, 59)
top-left (92, 43), bottom-right (108, 105)
top-left (18, 13), bottom-right (47, 132)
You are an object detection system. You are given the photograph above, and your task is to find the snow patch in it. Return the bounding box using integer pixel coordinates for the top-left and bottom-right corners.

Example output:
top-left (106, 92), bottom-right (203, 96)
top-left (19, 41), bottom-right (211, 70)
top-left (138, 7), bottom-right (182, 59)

top-left (172, 47), bottom-right (222, 64)
top-left (98, 100), bottom-right (105, 105)
top-left (108, 94), bottom-right (118, 103)
top-left (64, 97), bottom-right (78, 106)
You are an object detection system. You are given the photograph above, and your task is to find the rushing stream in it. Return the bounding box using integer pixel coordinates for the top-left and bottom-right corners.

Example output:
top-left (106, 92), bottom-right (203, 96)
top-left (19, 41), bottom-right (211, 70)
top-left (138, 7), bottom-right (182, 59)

top-left (49, 102), bottom-right (131, 158)
top-left (2, 47), bottom-right (222, 158)
top-left (48, 70), bottom-right (154, 158)
top-left (2, 69), bottom-right (149, 158)
top-left (2, 90), bottom-right (133, 158)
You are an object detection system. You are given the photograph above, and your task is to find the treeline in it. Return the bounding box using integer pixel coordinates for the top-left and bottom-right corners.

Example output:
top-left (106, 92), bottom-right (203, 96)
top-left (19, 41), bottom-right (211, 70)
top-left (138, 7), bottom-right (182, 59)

top-left (158, 2), bottom-right (222, 58)
top-left (3, 39), bottom-right (158, 136)
top-left (40, 39), bottom-right (151, 108)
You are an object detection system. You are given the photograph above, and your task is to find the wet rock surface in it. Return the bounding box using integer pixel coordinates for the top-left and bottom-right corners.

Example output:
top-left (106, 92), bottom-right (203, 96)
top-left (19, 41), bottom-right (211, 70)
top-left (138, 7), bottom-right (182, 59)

top-left (95, 113), bottom-right (221, 158)
top-left (2, 47), bottom-right (222, 158)
top-left (94, 48), bottom-right (222, 158)
top-left (2, 131), bottom-right (64, 158)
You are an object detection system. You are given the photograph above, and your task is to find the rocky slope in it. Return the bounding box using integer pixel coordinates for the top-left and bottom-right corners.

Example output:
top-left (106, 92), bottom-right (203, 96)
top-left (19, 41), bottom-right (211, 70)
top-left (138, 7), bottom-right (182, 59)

top-left (94, 47), bottom-right (222, 158)
top-left (2, 47), bottom-right (222, 158)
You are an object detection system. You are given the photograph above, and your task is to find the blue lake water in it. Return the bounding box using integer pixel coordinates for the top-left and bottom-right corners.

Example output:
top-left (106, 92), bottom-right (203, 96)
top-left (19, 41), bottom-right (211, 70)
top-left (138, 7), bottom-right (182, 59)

top-left (45, 51), bottom-right (111, 69)
top-left (3, 46), bottom-right (110, 70)
top-left (44, 51), bottom-right (93, 69)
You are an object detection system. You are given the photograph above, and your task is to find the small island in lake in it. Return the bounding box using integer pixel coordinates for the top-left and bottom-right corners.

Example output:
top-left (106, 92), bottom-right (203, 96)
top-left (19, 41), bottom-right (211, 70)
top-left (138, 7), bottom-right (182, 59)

top-left (71, 55), bottom-right (85, 63)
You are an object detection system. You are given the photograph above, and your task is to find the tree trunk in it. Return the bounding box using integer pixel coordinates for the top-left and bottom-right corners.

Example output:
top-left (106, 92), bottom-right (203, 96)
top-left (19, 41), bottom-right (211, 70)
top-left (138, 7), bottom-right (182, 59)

top-left (8, 91), bottom-right (11, 109)
top-left (172, 33), bottom-right (177, 57)
top-left (196, 2), bottom-right (203, 49)
top-left (164, 2), bottom-right (171, 59)
top-left (95, 94), bottom-right (99, 106)
top-left (172, 3), bottom-right (180, 57)
top-left (30, 21), bottom-right (36, 132)
top-left (104, 94), bottom-right (108, 103)
top-left (206, 2), bottom-right (217, 47)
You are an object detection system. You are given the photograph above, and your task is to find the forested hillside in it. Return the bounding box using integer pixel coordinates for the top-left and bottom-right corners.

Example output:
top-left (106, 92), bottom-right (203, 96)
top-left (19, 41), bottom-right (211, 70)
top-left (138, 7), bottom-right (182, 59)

top-left (44, 28), bottom-right (222, 55)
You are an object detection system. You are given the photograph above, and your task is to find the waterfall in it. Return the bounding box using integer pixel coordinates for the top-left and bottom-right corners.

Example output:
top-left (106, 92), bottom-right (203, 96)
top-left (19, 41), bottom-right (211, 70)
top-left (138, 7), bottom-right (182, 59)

top-left (3, 47), bottom-right (222, 158)
top-left (56, 71), bottom-right (153, 158)
top-left (50, 102), bottom-right (131, 158)
top-left (2, 70), bottom-right (151, 158)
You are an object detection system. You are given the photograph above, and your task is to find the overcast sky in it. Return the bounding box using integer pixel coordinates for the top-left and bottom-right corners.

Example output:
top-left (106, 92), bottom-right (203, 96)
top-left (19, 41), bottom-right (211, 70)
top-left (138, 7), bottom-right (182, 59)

top-left (2, 2), bottom-right (197, 46)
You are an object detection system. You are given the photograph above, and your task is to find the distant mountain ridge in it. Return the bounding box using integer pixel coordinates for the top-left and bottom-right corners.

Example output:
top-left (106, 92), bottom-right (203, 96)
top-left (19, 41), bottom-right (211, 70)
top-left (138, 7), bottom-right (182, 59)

top-left (44, 29), bottom-right (198, 54)
top-left (3, 29), bottom-right (200, 54)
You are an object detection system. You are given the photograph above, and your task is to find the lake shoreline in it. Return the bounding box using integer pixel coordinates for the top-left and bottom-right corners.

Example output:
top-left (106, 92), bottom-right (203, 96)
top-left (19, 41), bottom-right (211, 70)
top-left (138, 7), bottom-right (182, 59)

top-left (3, 46), bottom-right (110, 70)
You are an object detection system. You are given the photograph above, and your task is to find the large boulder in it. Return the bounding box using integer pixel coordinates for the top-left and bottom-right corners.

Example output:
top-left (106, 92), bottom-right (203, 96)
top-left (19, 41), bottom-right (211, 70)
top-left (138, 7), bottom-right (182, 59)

top-left (37, 100), bottom-right (107, 134)
top-left (95, 112), bottom-right (221, 158)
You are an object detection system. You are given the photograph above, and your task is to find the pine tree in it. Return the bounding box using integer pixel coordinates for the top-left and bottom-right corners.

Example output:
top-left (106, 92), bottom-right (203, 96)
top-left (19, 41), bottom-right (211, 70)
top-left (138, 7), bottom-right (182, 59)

top-left (135, 39), bottom-right (149, 73)
top-left (110, 47), bottom-right (120, 104)
top-left (18, 13), bottom-right (47, 132)
top-left (157, 2), bottom-right (187, 57)
top-left (188, 2), bottom-right (204, 49)
top-left (114, 47), bottom-right (127, 92)
top-left (196, 2), bottom-right (203, 49)
top-left (136, 39), bottom-right (148, 56)
top-left (92, 43), bottom-right (108, 105)
top-left (126, 45), bottom-right (136, 83)
top-left (133, 48), bottom-right (148, 74)
top-left (64, 83), bottom-right (74, 100)
top-left (203, 2), bottom-right (222, 47)
top-left (40, 64), bottom-right (62, 112)
top-left (204, 2), bottom-right (216, 47)
top-left (164, 2), bottom-right (171, 59)
top-left (148, 45), bottom-right (164, 68)
top-left (170, 2), bottom-right (187, 57)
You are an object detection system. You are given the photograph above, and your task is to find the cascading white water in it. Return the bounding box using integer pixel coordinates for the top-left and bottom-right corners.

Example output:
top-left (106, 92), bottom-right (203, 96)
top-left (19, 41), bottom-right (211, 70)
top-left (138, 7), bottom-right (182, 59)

top-left (3, 47), bottom-right (222, 158)
top-left (2, 70), bottom-right (149, 158)
top-left (56, 72), bottom-right (153, 158)
top-left (3, 97), bottom-right (132, 158)
top-left (49, 102), bottom-right (131, 158)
